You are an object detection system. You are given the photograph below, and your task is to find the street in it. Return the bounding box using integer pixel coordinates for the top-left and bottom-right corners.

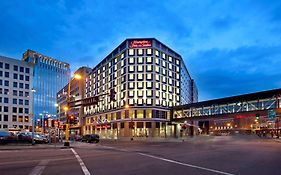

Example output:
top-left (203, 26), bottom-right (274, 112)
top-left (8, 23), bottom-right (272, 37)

top-left (0, 136), bottom-right (280, 175)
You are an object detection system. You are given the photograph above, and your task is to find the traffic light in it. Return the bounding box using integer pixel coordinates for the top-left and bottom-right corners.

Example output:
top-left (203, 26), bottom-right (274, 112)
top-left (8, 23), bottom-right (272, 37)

top-left (44, 119), bottom-right (48, 127)
top-left (256, 113), bottom-right (260, 120)
top-left (110, 89), bottom-right (116, 101)
top-left (69, 115), bottom-right (75, 124)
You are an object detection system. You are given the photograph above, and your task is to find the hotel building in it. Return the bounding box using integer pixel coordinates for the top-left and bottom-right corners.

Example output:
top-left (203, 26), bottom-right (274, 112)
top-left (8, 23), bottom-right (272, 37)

top-left (0, 56), bottom-right (34, 131)
top-left (83, 38), bottom-right (198, 139)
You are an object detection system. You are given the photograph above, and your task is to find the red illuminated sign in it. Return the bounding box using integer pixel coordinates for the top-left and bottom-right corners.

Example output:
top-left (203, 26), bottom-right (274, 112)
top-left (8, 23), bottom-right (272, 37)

top-left (96, 125), bottom-right (111, 129)
top-left (129, 40), bottom-right (152, 48)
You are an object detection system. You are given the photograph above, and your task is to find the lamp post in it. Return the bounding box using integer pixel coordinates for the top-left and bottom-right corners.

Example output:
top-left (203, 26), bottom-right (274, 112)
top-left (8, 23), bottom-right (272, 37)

top-left (31, 88), bottom-right (36, 145)
top-left (64, 74), bottom-right (82, 147)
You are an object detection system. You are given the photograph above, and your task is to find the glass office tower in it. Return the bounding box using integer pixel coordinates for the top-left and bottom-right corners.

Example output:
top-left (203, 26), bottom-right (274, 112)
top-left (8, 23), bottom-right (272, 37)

top-left (22, 50), bottom-right (70, 121)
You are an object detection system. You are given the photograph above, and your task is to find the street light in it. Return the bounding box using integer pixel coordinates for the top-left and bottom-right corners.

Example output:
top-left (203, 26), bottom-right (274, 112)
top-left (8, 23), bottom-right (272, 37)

top-left (64, 74), bottom-right (82, 147)
top-left (125, 104), bottom-right (134, 141)
top-left (31, 88), bottom-right (36, 145)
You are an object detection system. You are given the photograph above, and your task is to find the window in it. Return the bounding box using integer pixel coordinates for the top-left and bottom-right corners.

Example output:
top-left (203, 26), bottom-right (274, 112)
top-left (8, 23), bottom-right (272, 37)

top-left (128, 74), bottom-right (134, 81)
top-left (128, 66), bottom-right (134, 72)
top-left (13, 107), bottom-right (17, 113)
top-left (146, 82), bottom-right (152, 89)
top-left (129, 57), bottom-right (135, 64)
top-left (25, 76), bottom-right (29, 81)
top-left (155, 58), bottom-right (159, 65)
top-left (20, 74), bottom-right (24, 80)
top-left (20, 67), bottom-right (24, 72)
top-left (24, 108), bottom-right (29, 114)
top-left (13, 90), bottom-right (17, 96)
top-left (162, 61), bottom-right (166, 68)
top-left (25, 92), bottom-right (29, 97)
top-left (128, 91), bottom-right (134, 97)
top-left (25, 83), bottom-right (29, 89)
top-left (0, 62), bottom-right (2, 68)
top-left (137, 65), bottom-right (143, 72)
top-left (14, 65), bottom-right (18, 71)
top-left (128, 82), bottom-right (134, 89)
top-left (4, 89), bottom-right (8, 95)
top-left (0, 80), bottom-right (2, 86)
top-left (19, 91), bottom-right (23, 97)
top-left (19, 99), bottom-right (23, 105)
top-left (162, 53), bottom-right (166, 59)
top-left (18, 116), bottom-right (23, 122)
top-left (138, 49), bottom-right (143, 55)
top-left (137, 57), bottom-right (143, 63)
top-left (13, 73), bottom-right (18, 79)
top-left (138, 90), bottom-right (143, 97)
top-left (19, 83), bottom-right (23, 88)
top-left (147, 49), bottom-right (152, 55)
top-left (25, 68), bottom-right (30, 73)
top-left (4, 97), bottom-right (8, 103)
top-left (4, 115), bottom-right (8, 121)
top-left (129, 49), bottom-right (134, 56)
top-left (146, 57), bottom-right (152, 64)
top-left (13, 99), bottom-right (17, 104)
top-left (169, 63), bottom-right (172, 70)
top-left (155, 82), bottom-right (160, 89)
top-left (19, 108), bottom-right (23, 113)
top-left (5, 72), bottom-right (9, 78)
top-left (147, 90), bottom-right (152, 97)
top-left (25, 116), bottom-right (29, 122)
top-left (137, 74), bottom-right (143, 80)
top-left (155, 66), bottom-right (159, 73)
top-left (4, 80), bottom-right (9, 86)
top-left (146, 65), bottom-right (152, 72)
top-left (146, 74), bottom-right (152, 80)
top-left (137, 82), bottom-right (143, 89)
top-left (155, 50), bottom-right (159, 57)
top-left (13, 82), bottom-right (18, 88)
top-left (155, 74), bottom-right (160, 81)
top-left (169, 56), bottom-right (173, 62)
top-left (5, 63), bottom-right (10, 69)
top-left (12, 115), bottom-right (17, 122)
top-left (4, 106), bottom-right (8, 112)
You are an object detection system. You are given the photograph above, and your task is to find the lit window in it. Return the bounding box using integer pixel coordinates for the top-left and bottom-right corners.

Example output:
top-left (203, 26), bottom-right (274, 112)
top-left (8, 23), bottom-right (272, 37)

top-left (109, 68), bottom-right (112, 74)
top-left (168, 71), bottom-right (172, 77)
top-left (162, 53), bottom-right (166, 59)
top-left (147, 49), bottom-right (152, 55)
top-left (162, 76), bottom-right (166, 83)
top-left (109, 62), bottom-right (111, 67)
top-left (169, 63), bottom-right (172, 70)
top-left (176, 81), bottom-right (180, 87)
top-left (114, 72), bottom-right (117, 78)
top-left (176, 66), bottom-right (180, 72)
top-left (121, 68), bottom-right (124, 75)
top-left (138, 57), bottom-right (143, 63)
top-left (138, 99), bottom-right (143, 105)
top-left (169, 56), bottom-right (173, 62)
top-left (169, 94), bottom-right (173, 100)
top-left (114, 58), bottom-right (118, 63)
top-left (129, 82), bottom-right (134, 89)
top-left (138, 49), bottom-right (143, 55)
top-left (138, 82), bottom-right (143, 88)
top-left (129, 91), bottom-right (134, 97)
top-left (156, 91), bottom-right (160, 97)
top-left (155, 74), bottom-right (160, 81)
top-left (147, 99), bottom-right (152, 105)
top-left (129, 57), bottom-right (134, 64)
top-left (169, 78), bottom-right (172, 85)
top-left (176, 95), bottom-right (180, 101)
top-left (176, 59), bottom-right (180, 65)
top-left (155, 82), bottom-right (160, 89)
top-left (162, 61), bottom-right (166, 67)
top-left (146, 74), bottom-right (152, 80)
top-left (156, 99), bottom-right (160, 105)
top-left (121, 53), bottom-right (124, 58)
top-left (176, 73), bottom-right (180, 80)
top-left (146, 57), bottom-right (152, 63)
top-left (155, 58), bottom-right (159, 65)
top-left (146, 65), bottom-right (152, 72)
top-left (98, 69), bottom-right (100, 74)
top-left (137, 65), bottom-right (143, 72)
top-left (147, 90), bottom-right (152, 97)
top-left (138, 91), bottom-right (143, 97)
top-left (129, 49), bottom-right (134, 56)
top-left (176, 88), bottom-right (180, 94)
top-left (121, 60), bottom-right (125, 67)
top-left (155, 50), bottom-right (159, 56)
top-left (162, 69), bottom-right (166, 75)
top-left (162, 84), bottom-right (166, 91)
top-left (146, 82), bottom-right (152, 88)
top-left (162, 92), bottom-right (166, 99)
top-left (137, 74), bottom-right (143, 80)
top-left (129, 74), bottom-right (134, 80)
top-left (155, 66), bottom-right (159, 73)
top-left (129, 66), bottom-right (134, 72)
top-left (129, 99), bottom-right (134, 105)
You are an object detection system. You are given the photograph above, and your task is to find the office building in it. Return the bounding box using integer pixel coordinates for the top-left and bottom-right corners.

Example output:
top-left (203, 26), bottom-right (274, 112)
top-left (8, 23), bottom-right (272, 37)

top-left (0, 56), bottom-right (34, 131)
top-left (22, 50), bottom-right (70, 127)
top-left (83, 38), bottom-right (198, 139)
top-left (56, 67), bottom-right (92, 135)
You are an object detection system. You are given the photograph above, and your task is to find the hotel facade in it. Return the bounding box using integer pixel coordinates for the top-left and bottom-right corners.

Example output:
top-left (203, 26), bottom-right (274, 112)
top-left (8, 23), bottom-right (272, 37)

top-left (83, 38), bottom-right (198, 139)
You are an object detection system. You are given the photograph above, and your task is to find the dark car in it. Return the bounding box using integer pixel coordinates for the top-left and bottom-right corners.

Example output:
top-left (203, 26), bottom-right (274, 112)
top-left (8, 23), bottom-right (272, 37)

top-left (0, 131), bottom-right (16, 144)
top-left (81, 134), bottom-right (99, 143)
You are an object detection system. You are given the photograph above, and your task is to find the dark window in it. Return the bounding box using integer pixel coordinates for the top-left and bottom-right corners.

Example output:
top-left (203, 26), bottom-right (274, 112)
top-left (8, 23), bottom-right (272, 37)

top-left (13, 107), bottom-right (17, 113)
top-left (137, 122), bottom-right (144, 128)
top-left (4, 106), bottom-right (8, 112)
top-left (25, 92), bottom-right (29, 97)
top-left (4, 80), bottom-right (9, 86)
top-left (13, 82), bottom-right (17, 88)
top-left (19, 75), bottom-right (24, 80)
top-left (4, 89), bottom-right (9, 95)
top-left (24, 108), bottom-right (29, 114)
top-left (0, 80), bottom-right (2, 85)
top-left (5, 63), bottom-right (9, 69)
top-left (25, 84), bottom-right (29, 89)
top-left (20, 67), bottom-right (24, 72)
top-left (13, 73), bottom-right (18, 79)
top-left (12, 115), bottom-right (17, 122)
top-left (4, 97), bottom-right (8, 103)
top-left (4, 115), bottom-right (8, 121)
top-left (19, 108), bottom-right (23, 113)
top-left (19, 83), bottom-right (23, 88)
top-left (25, 100), bottom-right (29, 105)
top-left (25, 68), bottom-right (30, 74)
top-left (156, 122), bottom-right (160, 128)
top-left (19, 99), bottom-right (23, 105)
top-left (13, 90), bottom-right (17, 96)
top-left (13, 99), bottom-right (17, 104)
top-left (0, 70), bottom-right (2, 76)
top-left (3, 125), bottom-right (8, 128)
top-left (14, 65), bottom-right (18, 71)
top-left (25, 76), bottom-right (29, 81)
top-left (121, 122), bottom-right (124, 128)
top-left (0, 62), bottom-right (3, 68)
top-left (4, 72), bottom-right (9, 78)
top-left (19, 91), bottom-right (23, 96)
top-left (146, 122), bottom-right (152, 128)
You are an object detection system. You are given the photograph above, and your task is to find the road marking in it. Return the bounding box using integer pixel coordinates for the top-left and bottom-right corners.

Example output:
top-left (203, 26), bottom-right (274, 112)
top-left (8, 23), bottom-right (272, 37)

top-left (138, 153), bottom-right (235, 175)
top-left (28, 160), bottom-right (49, 175)
top-left (71, 148), bottom-right (91, 175)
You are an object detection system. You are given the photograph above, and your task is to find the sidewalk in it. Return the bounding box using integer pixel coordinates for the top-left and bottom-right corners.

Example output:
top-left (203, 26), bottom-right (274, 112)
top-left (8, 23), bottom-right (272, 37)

top-left (0, 141), bottom-right (77, 150)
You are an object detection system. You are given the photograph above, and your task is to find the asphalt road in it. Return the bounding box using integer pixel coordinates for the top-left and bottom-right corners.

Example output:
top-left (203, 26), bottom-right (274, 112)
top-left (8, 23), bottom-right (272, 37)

top-left (0, 136), bottom-right (280, 175)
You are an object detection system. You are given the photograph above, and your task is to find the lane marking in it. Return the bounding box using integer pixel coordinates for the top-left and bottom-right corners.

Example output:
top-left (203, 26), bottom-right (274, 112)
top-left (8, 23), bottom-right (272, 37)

top-left (138, 153), bottom-right (235, 175)
top-left (28, 160), bottom-right (49, 175)
top-left (71, 148), bottom-right (91, 175)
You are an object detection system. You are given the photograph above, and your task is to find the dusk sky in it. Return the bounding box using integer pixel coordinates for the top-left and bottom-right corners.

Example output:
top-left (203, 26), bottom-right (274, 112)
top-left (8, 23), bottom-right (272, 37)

top-left (1, 0), bottom-right (281, 101)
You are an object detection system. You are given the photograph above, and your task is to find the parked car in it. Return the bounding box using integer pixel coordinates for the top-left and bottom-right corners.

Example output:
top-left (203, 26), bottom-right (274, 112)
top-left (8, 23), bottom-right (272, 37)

top-left (81, 134), bottom-right (99, 143)
top-left (0, 131), bottom-right (16, 144)
top-left (17, 132), bottom-right (48, 144)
